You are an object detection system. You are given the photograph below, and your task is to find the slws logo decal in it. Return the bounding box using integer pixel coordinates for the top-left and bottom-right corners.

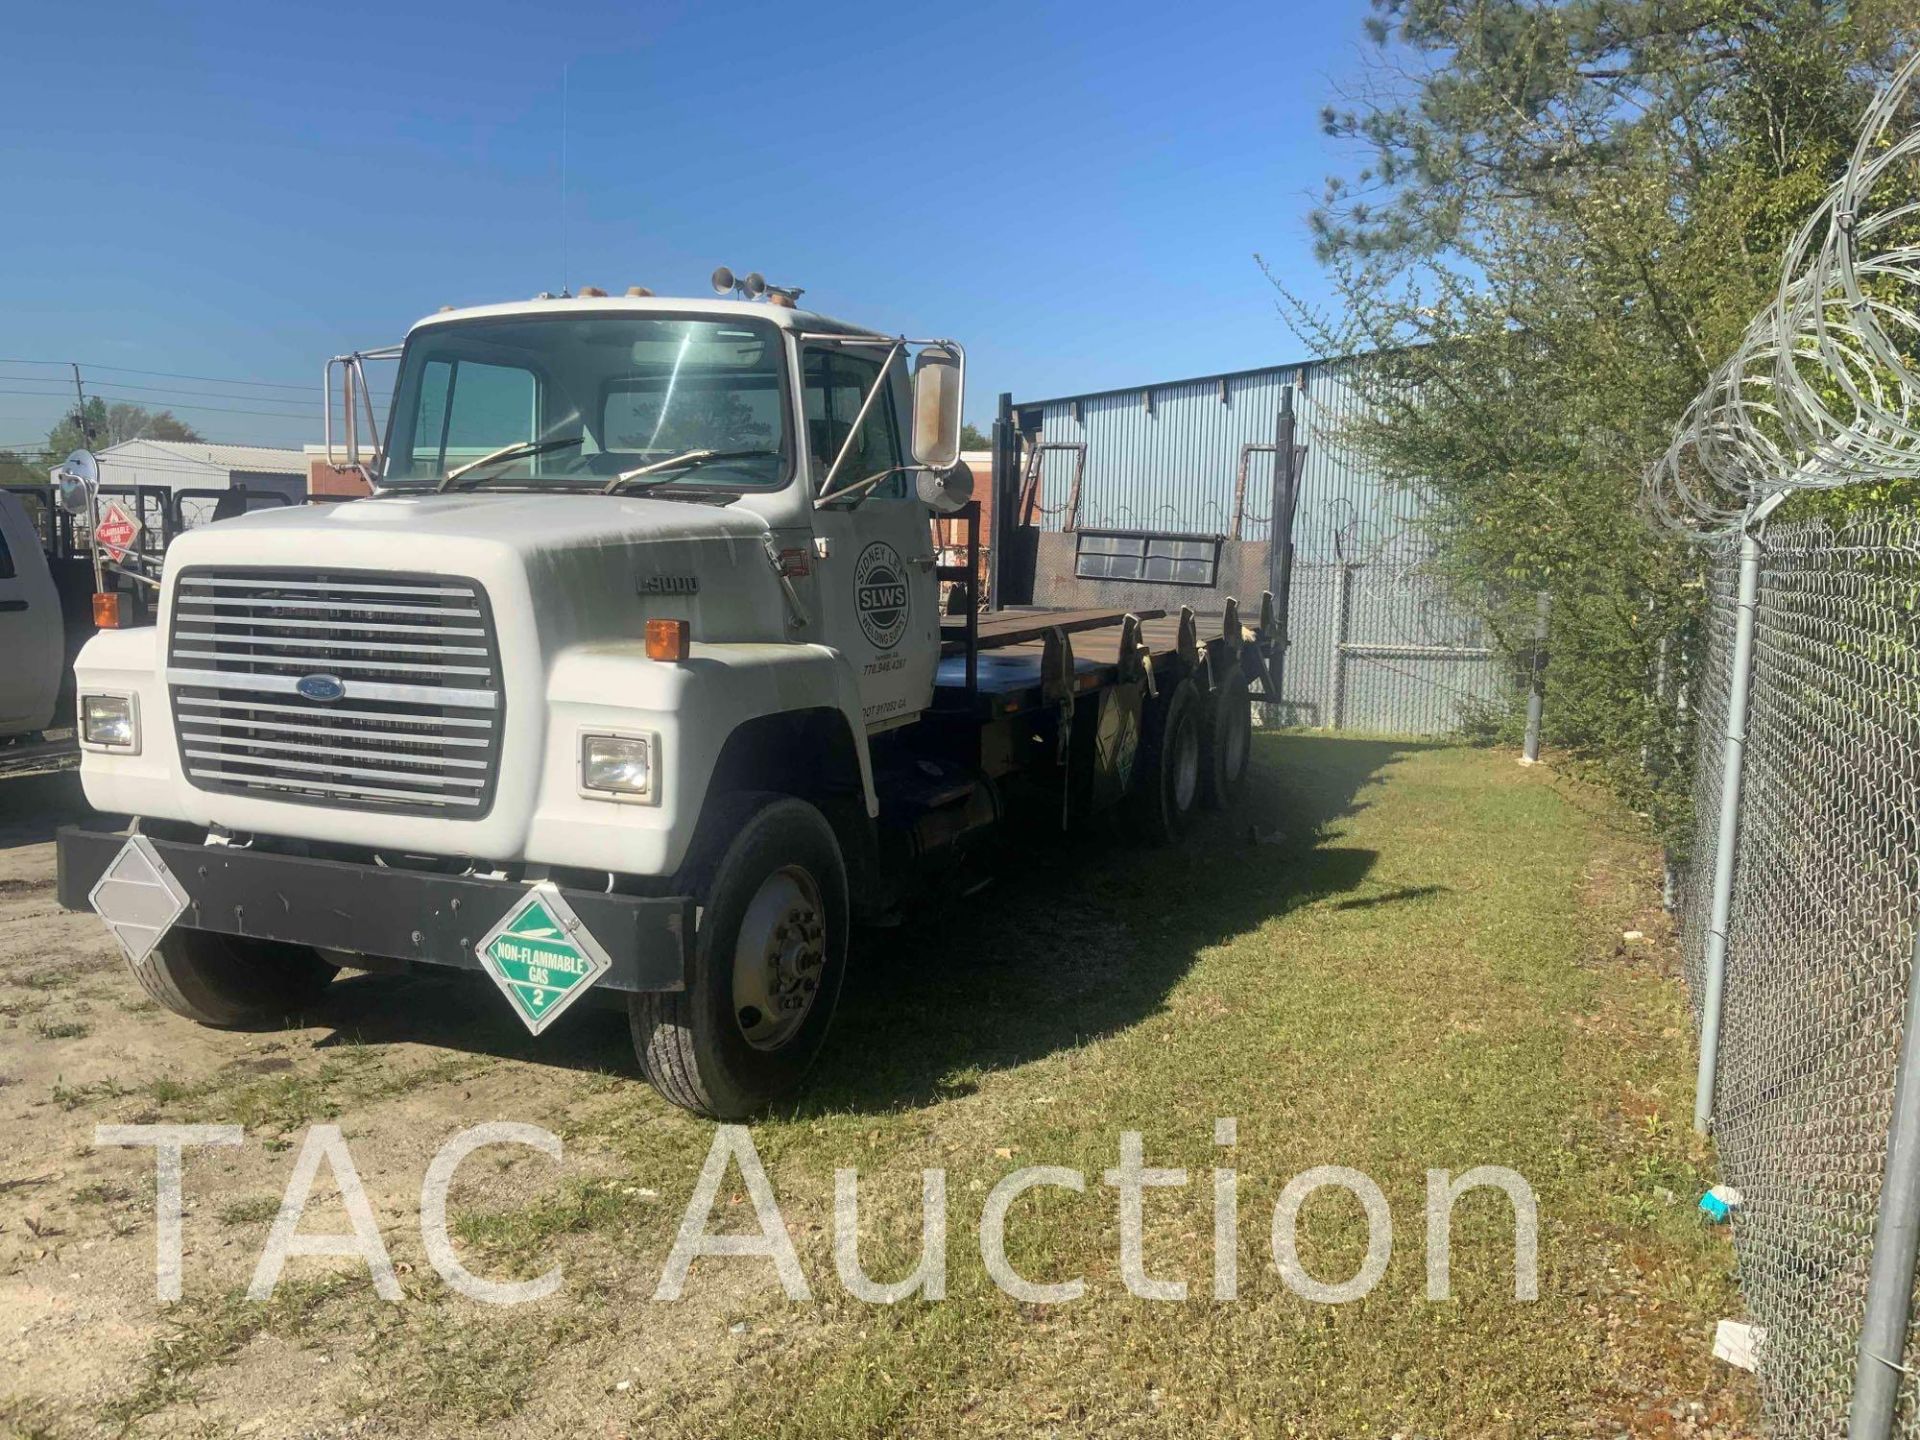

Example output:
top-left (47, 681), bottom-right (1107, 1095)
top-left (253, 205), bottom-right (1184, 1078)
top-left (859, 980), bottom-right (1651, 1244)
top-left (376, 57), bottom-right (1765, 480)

top-left (853, 541), bottom-right (910, 650)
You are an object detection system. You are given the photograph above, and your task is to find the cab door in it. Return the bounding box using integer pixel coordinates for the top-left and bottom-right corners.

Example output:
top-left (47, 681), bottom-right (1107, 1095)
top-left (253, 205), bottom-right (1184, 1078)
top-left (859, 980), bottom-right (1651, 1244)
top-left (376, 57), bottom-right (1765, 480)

top-left (801, 344), bottom-right (938, 730)
top-left (0, 493), bottom-right (64, 738)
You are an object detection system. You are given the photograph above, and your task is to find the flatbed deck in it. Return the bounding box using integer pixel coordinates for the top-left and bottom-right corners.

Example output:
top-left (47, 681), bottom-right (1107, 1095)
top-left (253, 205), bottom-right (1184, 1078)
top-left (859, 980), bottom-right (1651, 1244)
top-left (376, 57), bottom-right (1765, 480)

top-left (935, 607), bottom-right (1249, 715)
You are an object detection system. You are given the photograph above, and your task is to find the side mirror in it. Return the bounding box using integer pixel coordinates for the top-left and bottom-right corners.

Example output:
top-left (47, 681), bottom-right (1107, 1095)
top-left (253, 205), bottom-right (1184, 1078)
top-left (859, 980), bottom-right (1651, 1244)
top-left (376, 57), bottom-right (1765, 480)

top-left (910, 344), bottom-right (964, 472)
top-left (918, 461), bottom-right (974, 515)
top-left (53, 449), bottom-right (99, 515)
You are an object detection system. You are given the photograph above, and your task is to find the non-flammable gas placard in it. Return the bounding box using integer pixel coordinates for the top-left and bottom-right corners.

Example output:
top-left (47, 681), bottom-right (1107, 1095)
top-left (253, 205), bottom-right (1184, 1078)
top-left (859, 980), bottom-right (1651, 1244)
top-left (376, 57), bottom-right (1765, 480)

top-left (473, 882), bottom-right (613, 1035)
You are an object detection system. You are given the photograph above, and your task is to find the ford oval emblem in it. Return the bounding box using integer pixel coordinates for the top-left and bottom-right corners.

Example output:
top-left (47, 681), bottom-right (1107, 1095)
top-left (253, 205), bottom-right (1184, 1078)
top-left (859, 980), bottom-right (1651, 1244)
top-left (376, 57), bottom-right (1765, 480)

top-left (296, 673), bottom-right (346, 703)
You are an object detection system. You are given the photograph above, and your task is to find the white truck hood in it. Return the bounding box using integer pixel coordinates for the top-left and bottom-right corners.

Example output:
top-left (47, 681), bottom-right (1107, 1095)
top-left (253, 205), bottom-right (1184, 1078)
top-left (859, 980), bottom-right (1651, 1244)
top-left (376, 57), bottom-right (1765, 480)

top-left (158, 491), bottom-right (788, 652)
top-left (189, 489), bottom-right (773, 552)
top-left (124, 489), bottom-right (801, 858)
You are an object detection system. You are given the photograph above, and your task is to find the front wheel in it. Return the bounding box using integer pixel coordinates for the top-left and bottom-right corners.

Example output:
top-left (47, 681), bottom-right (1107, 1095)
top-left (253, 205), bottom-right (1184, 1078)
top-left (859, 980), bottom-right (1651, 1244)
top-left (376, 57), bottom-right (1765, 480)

top-left (136, 930), bottom-right (335, 1027)
top-left (629, 793), bottom-right (850, 1119)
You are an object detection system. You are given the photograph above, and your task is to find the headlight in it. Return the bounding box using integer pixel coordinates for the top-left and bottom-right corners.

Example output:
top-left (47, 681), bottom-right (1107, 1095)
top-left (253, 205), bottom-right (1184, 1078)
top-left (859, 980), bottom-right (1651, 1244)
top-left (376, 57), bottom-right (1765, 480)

top-left (81, 693), bottom-right (138, 751)
top-left (579, 732), bottom-right (654, 802)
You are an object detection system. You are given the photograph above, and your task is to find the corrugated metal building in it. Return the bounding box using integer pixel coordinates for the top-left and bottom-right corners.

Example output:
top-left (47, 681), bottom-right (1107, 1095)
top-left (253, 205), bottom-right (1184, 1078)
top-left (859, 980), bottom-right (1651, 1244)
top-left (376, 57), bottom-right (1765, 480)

top-left (97, 441), bottom-right (311, 507)
top-left (993, 356), bottom-right (1511, 736)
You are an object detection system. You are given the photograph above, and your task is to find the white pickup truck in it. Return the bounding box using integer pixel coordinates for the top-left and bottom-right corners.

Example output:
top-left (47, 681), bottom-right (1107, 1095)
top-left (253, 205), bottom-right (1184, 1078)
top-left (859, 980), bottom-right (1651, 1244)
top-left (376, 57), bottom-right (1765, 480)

top-left (57, 288), bottom-right (1276, 1117)
top-left (0, 489), bottom-right (64, 746)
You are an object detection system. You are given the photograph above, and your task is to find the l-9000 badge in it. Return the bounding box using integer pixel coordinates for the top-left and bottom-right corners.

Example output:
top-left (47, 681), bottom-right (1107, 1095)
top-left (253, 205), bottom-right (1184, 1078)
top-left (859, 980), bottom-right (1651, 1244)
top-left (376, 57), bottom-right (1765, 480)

top-left (853, 541), bottom-right (909, 650)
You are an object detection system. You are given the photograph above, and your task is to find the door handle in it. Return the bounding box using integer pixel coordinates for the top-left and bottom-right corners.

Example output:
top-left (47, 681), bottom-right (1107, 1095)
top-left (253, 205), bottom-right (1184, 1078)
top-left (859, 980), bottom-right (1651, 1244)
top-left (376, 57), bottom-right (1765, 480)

top-left (0, 599), bottom-right (26, 613)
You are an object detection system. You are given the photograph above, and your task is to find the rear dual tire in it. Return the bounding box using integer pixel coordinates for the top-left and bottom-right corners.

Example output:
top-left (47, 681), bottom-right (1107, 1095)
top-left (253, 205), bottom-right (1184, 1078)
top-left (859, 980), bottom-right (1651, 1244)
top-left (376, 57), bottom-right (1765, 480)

top-left (1130, 679), bottom-right (1204, 844)
top-left (1200, 667), bottom-right (1253, 809)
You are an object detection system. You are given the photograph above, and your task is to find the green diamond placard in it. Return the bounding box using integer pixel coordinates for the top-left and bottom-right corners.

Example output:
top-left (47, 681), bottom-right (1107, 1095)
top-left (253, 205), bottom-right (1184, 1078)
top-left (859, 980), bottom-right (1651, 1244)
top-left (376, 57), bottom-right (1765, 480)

top-left (473, 882), bottom-right (613, 1036)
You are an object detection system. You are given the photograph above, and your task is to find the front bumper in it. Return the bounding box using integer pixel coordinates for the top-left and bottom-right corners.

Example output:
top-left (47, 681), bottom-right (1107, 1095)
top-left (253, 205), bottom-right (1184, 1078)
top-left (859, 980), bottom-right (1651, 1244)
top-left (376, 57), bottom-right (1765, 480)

top-left (56, 822), bottom-right (690, 993)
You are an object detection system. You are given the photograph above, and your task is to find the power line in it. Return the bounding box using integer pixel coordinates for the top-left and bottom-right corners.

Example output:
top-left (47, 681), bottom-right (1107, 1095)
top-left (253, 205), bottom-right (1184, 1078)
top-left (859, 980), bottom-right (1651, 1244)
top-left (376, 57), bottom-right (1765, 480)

top-left (0, 358), bottom-right (316, 393)
top-left (0, 374), bottom-right (356, 407)
top-left (0, 388), bottom-right (318, 421)
top-left (0, 382), bottom-right (389, 417)
top-left (89, 392), bottom-right (316, 420)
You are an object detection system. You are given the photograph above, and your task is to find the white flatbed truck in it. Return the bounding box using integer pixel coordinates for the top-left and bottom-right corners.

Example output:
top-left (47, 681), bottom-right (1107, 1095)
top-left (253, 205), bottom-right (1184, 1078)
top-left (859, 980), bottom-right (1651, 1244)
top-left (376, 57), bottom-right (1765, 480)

top-left (56, 286), bottom-right (1277, 1118)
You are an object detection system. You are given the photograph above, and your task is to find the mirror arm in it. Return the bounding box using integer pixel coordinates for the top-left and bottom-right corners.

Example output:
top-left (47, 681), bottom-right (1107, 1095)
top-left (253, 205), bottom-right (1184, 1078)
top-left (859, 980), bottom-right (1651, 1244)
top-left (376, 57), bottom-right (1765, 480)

top-left (816, 341), bottom-right (904, 501)
top-left (813, 464), bottom-right (926, 511)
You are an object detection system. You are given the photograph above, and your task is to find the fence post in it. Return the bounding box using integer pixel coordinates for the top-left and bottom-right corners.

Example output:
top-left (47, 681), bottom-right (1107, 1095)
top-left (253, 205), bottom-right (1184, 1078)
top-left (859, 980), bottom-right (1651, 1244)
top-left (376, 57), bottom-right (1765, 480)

top-left (1269, 386), bottom-right (1300, 710)
top-left (1522, 590), bottom-right (1549, 763)
top-left (1693, 525), bottom-right (1764, 1134)
top-left (1849, 924), bottom-right (1920, 1439)
top-left (987, 392), bottom-right (1017, 612)
top-left (1326, 561), bottom-right (1353, 730)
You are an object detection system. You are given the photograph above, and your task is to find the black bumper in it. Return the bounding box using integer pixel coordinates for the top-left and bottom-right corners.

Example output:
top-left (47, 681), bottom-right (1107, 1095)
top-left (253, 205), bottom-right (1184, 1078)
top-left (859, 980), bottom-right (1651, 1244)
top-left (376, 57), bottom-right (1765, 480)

top-left (56, 823), bottom-right (689, 993)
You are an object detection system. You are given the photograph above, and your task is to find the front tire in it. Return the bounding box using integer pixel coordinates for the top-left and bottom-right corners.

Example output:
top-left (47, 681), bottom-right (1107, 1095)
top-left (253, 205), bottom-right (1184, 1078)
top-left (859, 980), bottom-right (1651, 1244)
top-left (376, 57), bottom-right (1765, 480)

top-left (630, 793), bottom-right (850, 1119)
top-left (136, 930), bottom-right (335, 1027)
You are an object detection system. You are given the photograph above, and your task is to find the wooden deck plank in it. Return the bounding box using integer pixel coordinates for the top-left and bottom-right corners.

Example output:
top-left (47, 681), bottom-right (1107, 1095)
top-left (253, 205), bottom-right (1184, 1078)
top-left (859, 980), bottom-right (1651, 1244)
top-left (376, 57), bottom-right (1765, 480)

top-left (942, 606), bottom-right (1167, 657)
top-left (971, 614), bottom-right (1190, 669)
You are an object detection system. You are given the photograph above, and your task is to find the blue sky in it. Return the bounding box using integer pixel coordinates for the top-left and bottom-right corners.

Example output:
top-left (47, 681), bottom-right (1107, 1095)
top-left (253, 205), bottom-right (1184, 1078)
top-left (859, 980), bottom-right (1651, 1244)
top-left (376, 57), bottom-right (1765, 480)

top-left (0, 0), bottom-right (1376, 452)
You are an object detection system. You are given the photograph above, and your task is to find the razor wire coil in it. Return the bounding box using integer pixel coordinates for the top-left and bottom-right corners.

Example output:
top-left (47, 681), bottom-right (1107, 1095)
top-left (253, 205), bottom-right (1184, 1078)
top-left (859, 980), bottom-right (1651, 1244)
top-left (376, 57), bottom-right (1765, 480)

top-left (1645, 52), bottom-right (1920, 539)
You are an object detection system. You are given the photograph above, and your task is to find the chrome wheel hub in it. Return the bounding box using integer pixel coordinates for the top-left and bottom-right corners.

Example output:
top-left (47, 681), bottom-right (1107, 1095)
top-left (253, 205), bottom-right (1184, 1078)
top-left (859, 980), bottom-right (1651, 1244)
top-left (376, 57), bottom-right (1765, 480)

top-left (732, 865), bottom-right (825, 1051)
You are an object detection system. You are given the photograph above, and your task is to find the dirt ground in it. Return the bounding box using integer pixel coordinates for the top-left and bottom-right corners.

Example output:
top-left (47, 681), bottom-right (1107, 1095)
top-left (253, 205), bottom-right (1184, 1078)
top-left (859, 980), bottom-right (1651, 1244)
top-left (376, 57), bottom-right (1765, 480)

top-left (0, 743), bottom-right (1757, 1439)
top-left (0, 770), bottom-right (751, 1439)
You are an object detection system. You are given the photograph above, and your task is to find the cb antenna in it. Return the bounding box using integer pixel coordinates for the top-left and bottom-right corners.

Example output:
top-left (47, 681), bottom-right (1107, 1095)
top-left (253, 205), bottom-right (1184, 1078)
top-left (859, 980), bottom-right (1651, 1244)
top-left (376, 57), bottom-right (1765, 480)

top-left (560, 63), bottom-right (571, 297)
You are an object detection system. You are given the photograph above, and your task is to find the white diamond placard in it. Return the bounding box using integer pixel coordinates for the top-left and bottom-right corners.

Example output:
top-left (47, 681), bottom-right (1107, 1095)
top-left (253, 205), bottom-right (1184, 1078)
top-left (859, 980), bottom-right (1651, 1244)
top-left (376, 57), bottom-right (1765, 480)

top-left (89, 835), bottom-right (189, 970)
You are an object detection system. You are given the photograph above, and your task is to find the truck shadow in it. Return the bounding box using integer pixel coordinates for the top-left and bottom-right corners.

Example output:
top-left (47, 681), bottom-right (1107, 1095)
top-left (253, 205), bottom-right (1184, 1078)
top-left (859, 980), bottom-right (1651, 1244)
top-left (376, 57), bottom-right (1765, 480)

top-left (0, 771), bottom-right (89, 850)
top-left (802, 731), bottom-right (1442, 1116)
top-left (300, 733), bottom-right (1444, 1096)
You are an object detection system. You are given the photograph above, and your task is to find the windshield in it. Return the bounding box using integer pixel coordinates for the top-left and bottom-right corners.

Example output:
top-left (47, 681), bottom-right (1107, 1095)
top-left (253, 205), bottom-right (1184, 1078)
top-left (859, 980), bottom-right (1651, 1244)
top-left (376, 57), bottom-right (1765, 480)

top-left (380, 313), bottom-right (791, 489)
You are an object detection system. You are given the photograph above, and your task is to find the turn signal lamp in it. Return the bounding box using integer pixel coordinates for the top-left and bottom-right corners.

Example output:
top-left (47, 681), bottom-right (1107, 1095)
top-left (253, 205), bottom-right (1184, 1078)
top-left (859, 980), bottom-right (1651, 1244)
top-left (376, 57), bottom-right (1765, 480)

top-left (646, 618), bottom-right (690, 662)
top-left (93, 591), bottom-right (131, 628)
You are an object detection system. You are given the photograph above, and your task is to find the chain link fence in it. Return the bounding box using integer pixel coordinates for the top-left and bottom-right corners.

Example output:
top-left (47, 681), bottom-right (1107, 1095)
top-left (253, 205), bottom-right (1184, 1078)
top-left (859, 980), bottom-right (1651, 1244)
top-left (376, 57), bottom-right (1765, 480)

top-left (1674, 513), bottom-right (1920, 1436)
top-left (1627, 50), bottom-right (1920, 1437)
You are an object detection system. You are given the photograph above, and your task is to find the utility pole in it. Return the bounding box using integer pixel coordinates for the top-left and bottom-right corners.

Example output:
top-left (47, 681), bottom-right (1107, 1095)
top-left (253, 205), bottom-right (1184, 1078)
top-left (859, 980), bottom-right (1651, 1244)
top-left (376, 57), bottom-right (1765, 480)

top-left (70, 363), bottom-right (94, 446)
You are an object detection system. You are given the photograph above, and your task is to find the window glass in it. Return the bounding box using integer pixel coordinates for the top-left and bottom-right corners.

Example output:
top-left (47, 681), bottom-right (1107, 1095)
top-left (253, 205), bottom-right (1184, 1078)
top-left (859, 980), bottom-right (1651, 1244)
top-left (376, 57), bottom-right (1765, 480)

top-left (0, 523), bottom-right (13, 581)
top-left (1075, 531), bottom-right (1221, 586)
top-left (804, 349), bottom-right (905, 498)
top-left (382, 315), bottom-right (790, 489)
top-left (410, 360), bottom-right (453, 469)
top-left (604, 377), bottom-right (781, 454)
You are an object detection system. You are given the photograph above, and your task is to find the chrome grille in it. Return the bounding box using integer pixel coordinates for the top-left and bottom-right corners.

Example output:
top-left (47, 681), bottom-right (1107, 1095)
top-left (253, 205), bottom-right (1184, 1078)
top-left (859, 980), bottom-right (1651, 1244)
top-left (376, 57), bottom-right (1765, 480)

top-left (166, 567), bottom-right (503, 816)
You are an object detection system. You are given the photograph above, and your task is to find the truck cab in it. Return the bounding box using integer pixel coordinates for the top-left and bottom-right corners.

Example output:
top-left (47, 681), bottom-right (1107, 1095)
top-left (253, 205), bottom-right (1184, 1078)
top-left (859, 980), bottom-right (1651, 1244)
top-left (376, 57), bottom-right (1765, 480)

top-left (58, 288), bottom-right (1270, 1118)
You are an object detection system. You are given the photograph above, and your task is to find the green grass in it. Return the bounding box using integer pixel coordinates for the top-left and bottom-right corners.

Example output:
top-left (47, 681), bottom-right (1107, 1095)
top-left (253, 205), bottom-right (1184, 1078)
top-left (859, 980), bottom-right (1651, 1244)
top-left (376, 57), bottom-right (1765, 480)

top-left (98, 1277), bottom-right (348, 1434)
top-left (451, 1175), bottom-right (659, 1277)
top-left (216, 1195), bottom-right (284, 1228)
top-left (125, 1050), bottom-right (486, 1136)
top-left (618, 735), bottom-right (1747, 1436)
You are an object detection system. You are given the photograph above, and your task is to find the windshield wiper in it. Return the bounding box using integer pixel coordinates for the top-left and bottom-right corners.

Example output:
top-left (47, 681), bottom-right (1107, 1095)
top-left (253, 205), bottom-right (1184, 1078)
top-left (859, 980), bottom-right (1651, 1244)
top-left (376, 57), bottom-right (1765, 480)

top-left (602, 448), bottom-right (779, 494)
top-left (437, 437), bottom-right (583, 492)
